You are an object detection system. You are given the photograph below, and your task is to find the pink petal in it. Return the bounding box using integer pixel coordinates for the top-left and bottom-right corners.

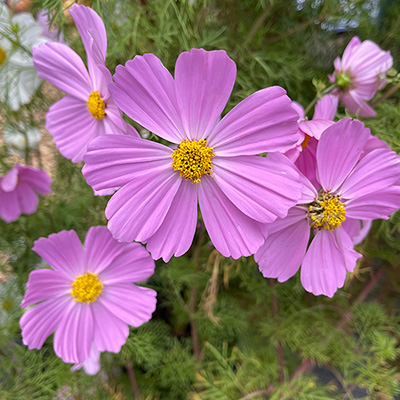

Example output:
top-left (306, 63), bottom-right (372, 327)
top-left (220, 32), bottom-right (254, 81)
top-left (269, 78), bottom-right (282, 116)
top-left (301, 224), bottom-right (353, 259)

top-left (146, 180), bottom-right (197, 262)
top-left (198, 176), bottom-right (267, 259)
top-left (83, 135), bottom-right (172, 191)
top-left (295, 137), bottom-right (319, 190)
top-left (212, 153), bottom-right (302, 223)
top-left (316, 118), bottom-right (370, 192)
top-left (110, 54), bottom-right (184, 143)
top-left (33, 231), bottom-right (85, 279)
top-left (15, 183), bottom-right (38, 215)
top-left (100, 284), bottom-right (157, 327)
top-left (208, 86), bottom-right (299, 155)
top-left (313, 94), bottom-right (338, 120)
top-left (18, 166), bottom-right (51, 195)
top-left (174, 49), bottom-right (236, 140)
top-left (300, 230), bottom-right (346, 298)
top-left (1, 166), bottom-right (19, 192)
top-left (299, 120), bottom-right (334, 140)
top-left (334, 228), bottom-right (362, 273)
top-left (339, 37), bottom-right (361, 69)
top-left (33, 42), bottom-right (91, 101)
top-left (72, 344), bottom-right (100, 375)
top-left (105, 168), bottom-right (181, 243)
top-left (0, 190), bottom-right (21, 222)
top-left (341, 92), bottom-right (376, 117)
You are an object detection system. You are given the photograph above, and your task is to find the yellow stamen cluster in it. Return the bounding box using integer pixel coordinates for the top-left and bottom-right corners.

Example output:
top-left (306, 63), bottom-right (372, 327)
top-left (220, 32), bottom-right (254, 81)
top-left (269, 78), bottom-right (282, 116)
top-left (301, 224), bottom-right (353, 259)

top-left (172, 139), bottom-right (215, 183)
top-left (307, 191), bottom-right (346, 231)
top-left (71, 272), bottom-right (103, 303)
top-left (0, 47), bottom-right (7, 66)
top-left (87, 91), bottom-right (106, 120)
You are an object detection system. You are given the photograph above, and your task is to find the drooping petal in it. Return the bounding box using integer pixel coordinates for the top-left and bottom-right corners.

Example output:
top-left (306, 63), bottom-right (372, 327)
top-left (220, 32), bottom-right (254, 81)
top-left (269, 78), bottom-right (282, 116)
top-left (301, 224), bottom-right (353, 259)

top-left (340, 91), bottom-right (376, 117)
top-left (313, 94), bottom-right (338, 120)
top-left (300, 230), bottom-right (346, 298)
top-left (334, 228), bottom-right (362, 273)
top-left (0, 190), bottom-right (20, 222)
top-left (0, 166), bottom-right (19, 192)
top-left (54, 303), bottom-right (94, 363)
top-left (295, 137), bottom-right (320, 190)
top-left (15, 183), bottom-right (38, 215)
top-left (110, 54), bottom-right (184, 143)
top-left (198, 176), bottom-right (267, 258)
top-left (208, 87), bottom-right (299, 155)
top-left (18, 166), bottom-right (51, 195)
top-left (212, 153), bottom-right (302, 223)
top-left (174, 49), bottom-right (236, 140)
top-left (146, 180), bottom-right (197, 262)
top-left (316, 118), bottom-right (370, 192)
top-left (341, 217), bottom-right (371, 245)
top-left (71, 344), bottom-right (100, 375)
top-left (32, 230), bottom-right (85, 279)
top-left (33, 42), bottom-right (91, 101)
top-left (100, 284), bottom-right (157, 327)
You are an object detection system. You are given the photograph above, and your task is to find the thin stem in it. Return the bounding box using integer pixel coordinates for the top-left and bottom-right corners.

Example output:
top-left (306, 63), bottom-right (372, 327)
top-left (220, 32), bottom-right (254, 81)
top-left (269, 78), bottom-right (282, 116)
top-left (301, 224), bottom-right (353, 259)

top-left (371, 85), bottom-right (400, 107)
top-left (242, 2), bottom-right (274, 47)
top-left (126, 361), bottom-right (141, 399)
top-left (303, 84), bottom-right (336, 116)
top-left (270, 280), bottom-right (284, 384)
top-left (238, 386), bottom-right (275, 400)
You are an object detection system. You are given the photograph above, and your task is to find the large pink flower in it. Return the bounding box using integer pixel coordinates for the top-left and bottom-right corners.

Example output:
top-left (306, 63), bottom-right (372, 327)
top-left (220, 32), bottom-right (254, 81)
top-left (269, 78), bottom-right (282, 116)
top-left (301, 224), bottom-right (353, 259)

top-left (33, 4), bottom-right (138, 162)
top-left (329, 37), bottom-right (392, 117)
top-left (0, 164), bottom-right (51, 222)
top-left (256, 118), bottom-right (400, 297)
top-left (20, 226), bottom-right (156, 372)
top-left (83, 49), bottom-right (303, 261)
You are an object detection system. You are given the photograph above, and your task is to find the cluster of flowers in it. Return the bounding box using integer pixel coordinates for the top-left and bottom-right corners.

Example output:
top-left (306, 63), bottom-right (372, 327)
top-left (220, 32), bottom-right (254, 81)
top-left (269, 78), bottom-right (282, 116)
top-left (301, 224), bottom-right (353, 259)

top-left (2, 4), bottom-right (399, 374)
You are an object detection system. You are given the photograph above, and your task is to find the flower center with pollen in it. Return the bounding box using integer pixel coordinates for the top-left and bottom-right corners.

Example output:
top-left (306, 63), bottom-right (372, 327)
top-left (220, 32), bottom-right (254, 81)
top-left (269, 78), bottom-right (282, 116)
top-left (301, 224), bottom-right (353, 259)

top-left (172, 139), bottom-right (215, 183)
top-left (307, 191), bottom-right (346, 231)
top-left (71, 272), bottom-right (103, 303)
top-left (87, 91), bottom-right (106, 120)
top-left (0, 47), bottom-right (7, 66)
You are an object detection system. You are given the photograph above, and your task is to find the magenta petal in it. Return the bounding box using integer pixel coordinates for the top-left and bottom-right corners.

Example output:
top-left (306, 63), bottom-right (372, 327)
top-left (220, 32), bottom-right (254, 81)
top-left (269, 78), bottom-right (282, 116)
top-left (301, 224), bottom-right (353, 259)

top-left (341, 92), bottom-right (376, 117)
top-left (91, 301), bottom-right (129, 353)
top-left (198, 177), bottom-right (266, 258)
top-left (83, 135), bottom-right (172, 191)
top-left (316, 118), bottom-right (370, 192)
top-left (54, 304), bottom-right (94, 363)
top-left (0, 190), bottom-right (20, 222)
top-left (100, 284), bottom-right (157, 327)
top-left (212, 153), bottom-right (302, 223)
top-left (146, 180), bottom-right (197, 262)
top-left (256, 207), bottom-right (309, 282)
top-left (301, 230), bottom-right (346, 297)
top-left (299, 120), bottom-right (334, 140)
top-left (1, 166), bottom-right (19, 192)
top-left (33, 230), bottom-right (85, 279)
top-left (33, 42), bottom-right (91, 101)
top-left (208, 86), bottom-right (299, 155)
top-left (110, 54), bottom-right (184, 143)
top-left (295, 137), bottom-right (320, 190)
top-left (15, 183), bottom-right (38, 215)
top-left (313, 94), bottom-right (338, 120)
top-left (334, 228), bottom-right (362, 273)
top-left (105, 168), bottom-right (181, 243)
top-left (340, 148), bottom-right (400, 199)
top-left (174, 49), bottom-right (236, 140)
top-left (18, 166), bottom-right (51, 195)
top-left (20, 295), bottom-right (72, 350)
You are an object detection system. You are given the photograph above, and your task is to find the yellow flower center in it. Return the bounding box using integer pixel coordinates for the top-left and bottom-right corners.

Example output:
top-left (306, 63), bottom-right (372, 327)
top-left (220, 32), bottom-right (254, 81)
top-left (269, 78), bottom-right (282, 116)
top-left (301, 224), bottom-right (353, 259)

top-left (87, 91), bottom-right (106, 120)
top-left (172, 139), bottom-right (215, 183)
top-left (0, 47), bottom-right (7, 66)
top-left (71, 272), bottom-right (103, 303)
top-left (307, 191), bottom-right (346, 231)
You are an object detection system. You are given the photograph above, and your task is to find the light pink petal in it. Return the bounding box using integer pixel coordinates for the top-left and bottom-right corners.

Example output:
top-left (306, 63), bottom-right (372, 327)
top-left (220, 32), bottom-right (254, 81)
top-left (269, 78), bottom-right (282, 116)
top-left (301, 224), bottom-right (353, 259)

top-left (208, 86), bottom-right (299, 155)
top-left (146, 180), bottom-right (197, 262)
top-left (256, 207), bottom-right (309, 282)
top-left (300, 230), bottom-right (346, 298)
top-left (83, 135), bottom-right (172, 191)
top-left (46, 96), bottom-right (99, 163)
top-left (174, 49), bottom-right (236, 140)
top-left (72, 344), bottom-right (100, 375)
top-left (212, 153), bottom-right (302, 223)
top-left (110, 54), bottom-right (184, 143)
top-left (340, 148), bottom-right (400, 199)
top-left (105, 168), bottom-right (181, 243)
top-left (0, 190), bottom-right (21, 222)
top-left (313, 94), bottom-right (338, 120)
top-left (299, 120), bottom-right (334, 140)
top-left (291, 101), bottom-right (305, 120)
top-left (91, 301), bottom-right (129, 353)
top-left (334, 228), bottom-right (362, 273)
top-left (100, 284), bottom-right (157, 327)
top-left (341, 92), bottom-right (376, 117)
top-left (33, 230), bottom-right (85, 279)
top-left (361, 135), bottom-right (390, 160)
top-left (340, 37), bottom-right (361, 69)
top-left (20, 295), bottom-right (72, 350)
top-left (1, 166), bottom-right (19, 192)
top-left (198, 176), bottom-right (267, 259)
top-left (353, 220), bottom-right (372, 245)
top-left (21, 269), bottom-right (70, 308)
top-left (18, 166), bottom-right (51, 195)
top-left (295, 137), bottom-right (320, 190)
top-left (33, 42), bottom-right (91, 101)
top-left (284, 144), bottom-right (302, 163)
top-left (15, 183), bottom-right (38, 215)
top-left (54, 303), bottom-right (94, 363)
top-left (341, 217), bottom-right (369, 245)
top-left (317, 118), bottom-right (370, 192)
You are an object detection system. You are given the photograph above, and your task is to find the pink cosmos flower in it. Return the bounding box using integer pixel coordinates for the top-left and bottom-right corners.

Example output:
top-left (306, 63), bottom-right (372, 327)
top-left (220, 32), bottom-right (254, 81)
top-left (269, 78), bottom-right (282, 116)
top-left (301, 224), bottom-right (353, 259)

top-left (255, 118), bottom-right (400, 297)
top-left (329, 37), bottom-right (392, 117)
top-left (32, 4), bottom-right (138, 163)
top-left (83, 49), bottom-right (304, 262)
top-left (0, 164), bottom-right (51, 222)
top-left (20, 226), bottom-right (157, 372)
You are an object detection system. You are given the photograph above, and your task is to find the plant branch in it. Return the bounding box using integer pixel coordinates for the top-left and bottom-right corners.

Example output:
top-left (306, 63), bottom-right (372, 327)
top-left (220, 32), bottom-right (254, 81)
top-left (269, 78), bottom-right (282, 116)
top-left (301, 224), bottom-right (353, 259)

top-left (126, 361), bottom-right (141, 399)
top-left (270, 280), bottom-right (284, 384)
top-left (242, 2), bottom-right (274, 48)
top-left (371, 85), bottom-right (400, 107)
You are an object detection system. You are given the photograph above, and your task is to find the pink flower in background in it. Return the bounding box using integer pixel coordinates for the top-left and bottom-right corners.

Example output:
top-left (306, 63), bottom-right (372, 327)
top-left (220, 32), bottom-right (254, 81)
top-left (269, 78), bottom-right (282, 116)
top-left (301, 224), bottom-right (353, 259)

top-left (329, 37), bottom-right (392, 117)
top-left (36, 10), bottom-right (65, 43)
top-left (256, 118), bottom-right (400, 297)
top-left (0, 164), bottom-right (51, 223)
top-left (20, 226), bottom-right (157, 373)
top-left (33, 4), bottom-right (138, 162)
top-left (83, 48), bottom-right (303, 261)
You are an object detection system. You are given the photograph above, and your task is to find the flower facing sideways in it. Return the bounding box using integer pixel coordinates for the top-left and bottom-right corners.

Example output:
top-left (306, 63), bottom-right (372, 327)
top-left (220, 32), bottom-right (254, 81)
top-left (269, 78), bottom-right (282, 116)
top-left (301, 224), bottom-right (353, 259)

top-left (20, 227), bottom-right (157, 374)
top-left (256, 118), bottom-right (400, 297)
top-left (83, 48), bottom-right (304, 262)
